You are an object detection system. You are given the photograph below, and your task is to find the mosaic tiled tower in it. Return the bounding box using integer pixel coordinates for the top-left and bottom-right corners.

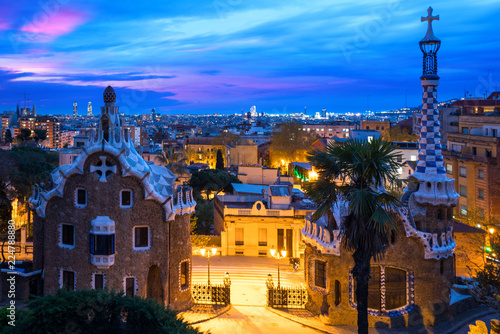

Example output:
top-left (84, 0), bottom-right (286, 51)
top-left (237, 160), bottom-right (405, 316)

top-left (412, 7), bottom-right (459, 207)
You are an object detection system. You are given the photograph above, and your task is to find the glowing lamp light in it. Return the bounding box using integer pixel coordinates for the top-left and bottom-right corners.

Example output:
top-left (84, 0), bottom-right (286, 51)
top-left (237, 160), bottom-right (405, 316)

top-left (477, 224), bottom-right (482, 228)
top-left (489, 228), bottom-right (495, 234)
top-left (309, 171), bottom-right (318, 181)
top-left (200, 248), bottom-right (205, 256)
top-left (485, 246), bottom-right (492, 253)
top-left (270, 248), bottom-right (276, 257)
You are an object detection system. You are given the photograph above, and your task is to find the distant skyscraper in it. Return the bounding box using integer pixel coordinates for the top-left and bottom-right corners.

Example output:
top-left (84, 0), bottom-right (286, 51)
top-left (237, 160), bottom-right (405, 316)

top-left (304, 106), bottom-right (307, 115)
top-left (73, 102), bottom-right (78, 116)
top-left (151, 108), bottom-right (156, 121)
top-left (33, 104), bottom-right (36, 117)
top-left (321, 108), bottom-right (326, 118)
top-left (87, 102), bottom-right (92, 116)
top-left (16, 103), bottom-right (20, 117)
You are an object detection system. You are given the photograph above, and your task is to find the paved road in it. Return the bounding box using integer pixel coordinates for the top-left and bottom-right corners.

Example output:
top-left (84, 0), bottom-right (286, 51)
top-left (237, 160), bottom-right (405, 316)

top-left (191, 255), bottom-right (321, 333)
top-left (194, 305), bottom-right (321, 334)
top-left (192, 255), bottom-right (306, 306)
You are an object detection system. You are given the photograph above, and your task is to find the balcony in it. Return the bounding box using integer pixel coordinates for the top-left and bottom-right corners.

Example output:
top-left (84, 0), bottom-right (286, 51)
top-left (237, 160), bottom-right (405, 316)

top-left (443, 149), bottom-right (496, 164)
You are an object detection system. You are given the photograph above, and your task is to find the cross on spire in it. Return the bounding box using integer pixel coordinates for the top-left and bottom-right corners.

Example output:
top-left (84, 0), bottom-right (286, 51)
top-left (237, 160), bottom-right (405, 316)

top-left (90, 156), bottom-right (117, 182)
top-left (421, 6), bottom-right (439, 37)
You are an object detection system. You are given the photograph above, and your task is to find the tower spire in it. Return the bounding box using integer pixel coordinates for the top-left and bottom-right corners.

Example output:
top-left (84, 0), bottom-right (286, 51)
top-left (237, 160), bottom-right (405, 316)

top-left (411, 7), bottom-right (458, 207)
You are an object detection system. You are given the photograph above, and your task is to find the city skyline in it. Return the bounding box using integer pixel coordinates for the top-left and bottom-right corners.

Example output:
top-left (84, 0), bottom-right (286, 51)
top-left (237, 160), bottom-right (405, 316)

top-left (1, 0), bottom-right (499, 115)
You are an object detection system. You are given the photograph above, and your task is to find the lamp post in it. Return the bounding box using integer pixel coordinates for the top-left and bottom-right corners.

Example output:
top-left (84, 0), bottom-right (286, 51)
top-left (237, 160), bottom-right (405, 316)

top-left (270, 247), bottom-right (287, 288)
top-left (223, 272), bottom-right (231, 287)
top-left (200, 248), bottom-right (217, 286)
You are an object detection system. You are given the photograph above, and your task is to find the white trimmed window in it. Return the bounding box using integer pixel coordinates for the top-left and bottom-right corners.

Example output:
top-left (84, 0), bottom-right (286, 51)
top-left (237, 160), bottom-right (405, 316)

top-left (93, 273), bottom-right (105, 290)
top-left (75, 188), bottom-right (87, 208)
top-left (124, 276), bottom-right (136, 297)
top-left (61, 270), bottom-right (76, 291)
top-left (120, 189), bottom-right (133, 208)
top-left (60, 224), bottom-right (75, 249)
top-left (133, 226), bottom-right (150, 250)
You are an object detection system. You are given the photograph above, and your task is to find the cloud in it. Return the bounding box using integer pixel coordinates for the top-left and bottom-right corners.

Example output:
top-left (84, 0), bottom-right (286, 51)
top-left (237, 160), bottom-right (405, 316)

top-left (19, 9), bottom-right (89, 42)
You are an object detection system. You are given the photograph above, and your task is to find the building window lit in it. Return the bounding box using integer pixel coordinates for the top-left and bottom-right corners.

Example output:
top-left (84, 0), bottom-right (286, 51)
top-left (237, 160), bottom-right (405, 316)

top-left (478, 169), bottom-right (484, 179)
top-left (460, 205), bottom-right (467, 216)
top-left (410, 155), bottom-right (417, 161)
top-left (446, 164), bottom-right (452, 174)
top-left (459, 167), bottom-right (467, 177)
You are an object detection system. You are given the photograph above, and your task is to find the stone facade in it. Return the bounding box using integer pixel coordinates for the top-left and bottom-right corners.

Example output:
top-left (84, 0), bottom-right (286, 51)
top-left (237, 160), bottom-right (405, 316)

top-left (303, 213), bottom-right (454, 328)
top-left (29, 86), bottom-right (195, 310)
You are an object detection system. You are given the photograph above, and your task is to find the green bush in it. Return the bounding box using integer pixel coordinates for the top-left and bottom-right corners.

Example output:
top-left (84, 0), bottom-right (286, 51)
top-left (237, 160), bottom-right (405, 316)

top-left (1, 289), bottom-right (201, 334)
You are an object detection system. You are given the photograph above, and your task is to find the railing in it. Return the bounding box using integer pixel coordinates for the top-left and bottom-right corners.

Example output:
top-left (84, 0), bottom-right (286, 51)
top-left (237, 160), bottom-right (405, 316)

top-left (267, 286), bottom-right (307, 309)
top-left (192, 284), bottom-right (231, 305)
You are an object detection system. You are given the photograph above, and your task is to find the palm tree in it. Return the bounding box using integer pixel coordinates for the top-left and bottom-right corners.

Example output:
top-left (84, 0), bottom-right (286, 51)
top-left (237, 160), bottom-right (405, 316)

top-left (155, 148), bottom-right (188, 177)
top-left (306, 138), bottom-right (403, 334)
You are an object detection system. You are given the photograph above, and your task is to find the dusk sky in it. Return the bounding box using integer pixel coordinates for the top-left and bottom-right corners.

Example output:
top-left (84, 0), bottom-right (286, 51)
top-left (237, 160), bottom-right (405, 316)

top-left (1, 0), bottom-right (499, 115)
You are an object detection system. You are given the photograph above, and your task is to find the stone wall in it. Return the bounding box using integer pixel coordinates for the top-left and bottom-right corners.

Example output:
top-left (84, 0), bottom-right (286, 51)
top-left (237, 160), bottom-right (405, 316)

top-left (305, 229), bottom-right (454, 328)
top-left (35, 152), bottom-right (193, 311)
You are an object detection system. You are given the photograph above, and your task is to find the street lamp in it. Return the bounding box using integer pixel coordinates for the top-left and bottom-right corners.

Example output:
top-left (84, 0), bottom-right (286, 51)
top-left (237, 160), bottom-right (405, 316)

top-left (200, 248), bottom-right (217, 285)
top-left (223, 272), bottom-right (231, 287)
top-left (270, 247), bottom-right (287, 288)
top-left (266, 274), bottom-right (274, 289)
top-left (489, 228), bottom-right (495, 234)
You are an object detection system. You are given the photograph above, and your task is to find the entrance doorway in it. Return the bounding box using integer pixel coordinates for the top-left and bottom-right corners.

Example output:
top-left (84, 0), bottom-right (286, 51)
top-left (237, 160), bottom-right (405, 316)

top-left (146, 265), bottom-right (164, 304)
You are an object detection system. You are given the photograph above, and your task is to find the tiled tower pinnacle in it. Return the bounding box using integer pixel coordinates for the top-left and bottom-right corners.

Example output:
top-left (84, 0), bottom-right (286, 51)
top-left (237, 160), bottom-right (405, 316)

top-left (411, 7), bottom-right (458, 206)
top-left (415, 7), bottom-right (445, 178)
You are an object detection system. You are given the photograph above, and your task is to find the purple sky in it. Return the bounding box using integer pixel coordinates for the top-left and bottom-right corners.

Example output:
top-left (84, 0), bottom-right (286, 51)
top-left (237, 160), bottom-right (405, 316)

top-left (1, 0), bottom-right (499, 115)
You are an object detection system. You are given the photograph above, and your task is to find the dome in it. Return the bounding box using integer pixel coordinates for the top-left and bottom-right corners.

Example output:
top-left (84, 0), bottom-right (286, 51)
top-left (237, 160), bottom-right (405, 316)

top-left (103, 85), bottom-right (116, 103)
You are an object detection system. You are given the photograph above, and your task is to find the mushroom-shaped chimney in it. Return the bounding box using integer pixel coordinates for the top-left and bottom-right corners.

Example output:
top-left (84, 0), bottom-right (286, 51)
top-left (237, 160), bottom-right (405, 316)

top-left (419, 7), bottom-right (441, 79)
top-left (103, 85), bottom-right (116, 105)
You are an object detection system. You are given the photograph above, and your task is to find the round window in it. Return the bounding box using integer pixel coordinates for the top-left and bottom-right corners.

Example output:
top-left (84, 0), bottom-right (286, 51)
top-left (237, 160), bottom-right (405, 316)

top-left (256, 203), bottom-right (262, 210)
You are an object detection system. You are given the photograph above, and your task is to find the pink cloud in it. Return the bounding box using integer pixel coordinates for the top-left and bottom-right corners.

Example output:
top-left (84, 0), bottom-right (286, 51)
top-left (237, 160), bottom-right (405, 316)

top-left (0, 21), bottom-right (11, 30)
top-left (20, 9), bottom-right (88, 42)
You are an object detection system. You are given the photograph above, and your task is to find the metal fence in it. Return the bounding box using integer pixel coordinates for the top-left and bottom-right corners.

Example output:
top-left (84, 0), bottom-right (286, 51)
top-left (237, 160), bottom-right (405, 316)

top-left (192, 284), bottom-right (231, 305)
top-left (267, 286), bottom-right (308, 309)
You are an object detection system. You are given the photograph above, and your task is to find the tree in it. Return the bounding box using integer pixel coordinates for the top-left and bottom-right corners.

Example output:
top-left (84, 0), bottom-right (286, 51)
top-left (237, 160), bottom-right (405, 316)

top-left (386, 125), bottom-right (418, 142)
top-left (155, 148), bottom-right (188, 177)
top-left (189, 169), bottom-right (240, 201)
top-left (33, 129), bottom-right (47, 143)
top-left (306, 138), bottom-right (403, 334)
top-left (192, 199), bottom-right (214, 234)
top-left (4, 129), bottom-right (12, 143)
top-left (468, 263), bottom-right (500, 314)
top-left (216, 149), bottom-right (224, 170)
top-left (0, 146), bottom-right (58, 237)
top-left (269, 121), bottom-right (315, 170)
top-left (16, 128), bottom-right (31, 142)
top-left (0, 289), bottom-right (201, 334)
